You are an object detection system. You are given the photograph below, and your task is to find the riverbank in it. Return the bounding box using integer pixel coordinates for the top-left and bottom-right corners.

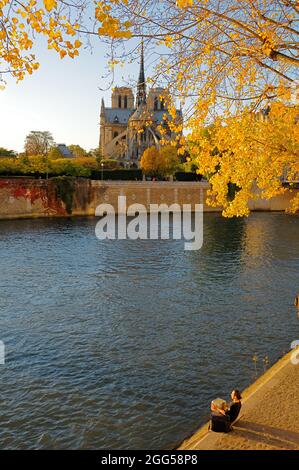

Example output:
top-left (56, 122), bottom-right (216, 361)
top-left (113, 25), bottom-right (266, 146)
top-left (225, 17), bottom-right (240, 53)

top-left (0, 178), bottom-right (297, 219)
top-left (178, 348), bottom-right (299, 450)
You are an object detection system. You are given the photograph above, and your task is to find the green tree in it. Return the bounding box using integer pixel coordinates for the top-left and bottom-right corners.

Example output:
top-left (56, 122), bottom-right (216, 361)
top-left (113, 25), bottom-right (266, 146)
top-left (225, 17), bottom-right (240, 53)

top-left (0, 147), bottom-right (16, 157)
top-left (0, 157), bottom-right (20, 174)
top-left (159, 146), bottom-right (180, 177)
top-left (48, 146), bottom-right (64, 160)
top-left (89, 148), bottom-right (104, 165)
top-left (50, 159), bottom-right (91, 177)
top-left (99, 158), bottom-right (119, 169)
top-left (140, 146), bottom-right (180, 178)
top-left (68, 145), bottom-right (87, 158)
top-left (19, 155), bottom-right (49, 174)
top-left (24, 131), bottom-right (54, 156)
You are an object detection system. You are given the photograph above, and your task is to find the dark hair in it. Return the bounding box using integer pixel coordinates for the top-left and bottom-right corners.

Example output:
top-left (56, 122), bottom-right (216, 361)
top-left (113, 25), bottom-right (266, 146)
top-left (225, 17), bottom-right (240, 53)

top-left (233, 389), bottom-right (242, 400)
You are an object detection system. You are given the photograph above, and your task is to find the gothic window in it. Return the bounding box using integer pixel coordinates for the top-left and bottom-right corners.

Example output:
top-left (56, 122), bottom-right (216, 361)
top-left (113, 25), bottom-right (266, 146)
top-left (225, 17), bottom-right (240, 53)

top-left (118, 95), bottom-right (122, 108)
top-left (124, 95), bottom-right (128, 109)
top-left (154, 96), bottom-right (158, 111)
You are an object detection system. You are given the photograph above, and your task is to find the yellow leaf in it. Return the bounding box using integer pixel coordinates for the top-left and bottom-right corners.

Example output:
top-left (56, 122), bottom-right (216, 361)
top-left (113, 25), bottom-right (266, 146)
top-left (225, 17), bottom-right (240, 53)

top-left (43, 0), bottom-right (56, 12)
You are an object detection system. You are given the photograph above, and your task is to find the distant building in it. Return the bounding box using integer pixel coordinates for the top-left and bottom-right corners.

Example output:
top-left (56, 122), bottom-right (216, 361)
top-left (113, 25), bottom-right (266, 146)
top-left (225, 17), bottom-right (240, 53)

top-left (99, 42), bottom-right (182, 165)
top-left (57, 144), bottom-right (73, 158)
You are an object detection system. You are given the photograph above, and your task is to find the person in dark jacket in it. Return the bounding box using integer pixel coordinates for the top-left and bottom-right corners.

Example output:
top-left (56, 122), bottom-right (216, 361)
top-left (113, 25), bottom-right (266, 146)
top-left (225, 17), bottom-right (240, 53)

top-left (210, 399), bottom-right (230, 433)
top-left (226, 389), bottom-right (242, 424)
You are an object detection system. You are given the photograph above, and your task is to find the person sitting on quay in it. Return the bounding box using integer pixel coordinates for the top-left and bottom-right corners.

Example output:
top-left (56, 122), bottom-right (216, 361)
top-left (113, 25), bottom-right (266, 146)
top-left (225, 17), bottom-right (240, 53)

top-left (210, 389), bottom-right (242, 432)
top-left (226, 389), bottom-right (242, 424)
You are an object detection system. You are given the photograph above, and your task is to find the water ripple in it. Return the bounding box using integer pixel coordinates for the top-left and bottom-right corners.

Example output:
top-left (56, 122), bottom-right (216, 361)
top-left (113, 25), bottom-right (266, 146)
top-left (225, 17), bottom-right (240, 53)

top-left (0, 213), bottom-right (298, 449)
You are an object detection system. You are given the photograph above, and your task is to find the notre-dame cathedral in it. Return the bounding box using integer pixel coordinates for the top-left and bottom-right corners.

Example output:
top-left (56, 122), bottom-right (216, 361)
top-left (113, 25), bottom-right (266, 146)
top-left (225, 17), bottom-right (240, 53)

top-left (99, 42), bottom-right (182, 165)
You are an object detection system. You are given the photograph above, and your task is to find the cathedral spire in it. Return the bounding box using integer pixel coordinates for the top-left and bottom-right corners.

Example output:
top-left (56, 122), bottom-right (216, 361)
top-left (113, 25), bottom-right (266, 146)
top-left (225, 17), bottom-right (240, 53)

top-left (100, 98), bottom-right (105, 116)
top-left (136, 39), bottom-right (146, 107)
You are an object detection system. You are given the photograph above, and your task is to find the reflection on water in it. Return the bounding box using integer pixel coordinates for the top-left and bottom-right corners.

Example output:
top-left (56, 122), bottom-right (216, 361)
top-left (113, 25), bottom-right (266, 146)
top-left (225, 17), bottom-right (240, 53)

top-left (0, 213), bottom-right (298, 449)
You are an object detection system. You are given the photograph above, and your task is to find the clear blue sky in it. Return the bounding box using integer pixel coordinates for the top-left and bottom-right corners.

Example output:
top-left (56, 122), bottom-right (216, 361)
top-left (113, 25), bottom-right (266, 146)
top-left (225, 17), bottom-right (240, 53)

top-left (0, 37), bottom-right (144, 153)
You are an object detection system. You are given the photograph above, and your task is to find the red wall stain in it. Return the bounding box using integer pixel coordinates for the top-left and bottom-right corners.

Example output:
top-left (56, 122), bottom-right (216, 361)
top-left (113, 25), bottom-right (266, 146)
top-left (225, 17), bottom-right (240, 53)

top-left (0, 179), bottom-right (67, 216)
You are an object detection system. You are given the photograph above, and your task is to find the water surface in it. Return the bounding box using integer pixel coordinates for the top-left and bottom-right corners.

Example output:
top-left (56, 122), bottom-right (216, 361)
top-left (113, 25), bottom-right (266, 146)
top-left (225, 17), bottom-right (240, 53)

top-left (0, 213), bottom-right (298, 449)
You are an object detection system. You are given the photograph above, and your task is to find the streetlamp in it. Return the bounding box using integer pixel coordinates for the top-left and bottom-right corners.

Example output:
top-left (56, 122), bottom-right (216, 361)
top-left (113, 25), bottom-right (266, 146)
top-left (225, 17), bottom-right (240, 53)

top-left (101, 162), bottom-right (104, 181)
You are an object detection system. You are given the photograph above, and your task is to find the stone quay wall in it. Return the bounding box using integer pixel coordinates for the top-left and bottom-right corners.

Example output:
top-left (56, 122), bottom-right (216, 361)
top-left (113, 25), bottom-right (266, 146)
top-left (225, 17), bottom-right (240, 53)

top-left (0, 178), bottom-right (296, 220)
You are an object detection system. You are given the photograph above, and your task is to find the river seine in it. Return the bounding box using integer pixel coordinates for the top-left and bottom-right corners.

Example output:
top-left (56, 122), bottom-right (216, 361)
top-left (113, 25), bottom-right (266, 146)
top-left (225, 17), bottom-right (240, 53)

top-left (0, 213), bottom-right (298, 449)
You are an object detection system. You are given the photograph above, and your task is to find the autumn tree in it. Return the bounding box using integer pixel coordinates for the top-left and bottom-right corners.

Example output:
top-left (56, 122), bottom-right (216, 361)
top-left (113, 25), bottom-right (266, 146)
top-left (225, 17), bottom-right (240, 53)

top-left (89, 147), bottom-right (103, 164)
top-left (1, 1), bottom-right (299, 214)
top-left (24, 131), bottom-right (54, 156)
top-left (159, 145), bottom-right (181, 177)
top-left (108, 0), bottom-right (298, 214)
top-left (140, 147), bottom-right (160, 177)
top-left (0, 0), bottom-right (85, 86)
top-left (141, 145), bottom-right (180, 178)
top-left (98, 1), bottom-right (298, 110)
top-left (190, 102), bottom-right (299, 216)
top-left (48, 145), bottom-right (63, 159)
top-left (68, 144), bottom-right (87, 158)
top-left (2, 1), bottom-right (297, 114)
top-left (0, 0), bottom-right (130, 87)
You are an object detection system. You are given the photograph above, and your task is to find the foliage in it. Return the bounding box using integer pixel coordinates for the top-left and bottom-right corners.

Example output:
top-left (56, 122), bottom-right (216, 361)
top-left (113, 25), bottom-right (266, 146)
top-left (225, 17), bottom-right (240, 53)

top-left (24, 131), bottom-right (54, 156)
top-left (48, 146), bottom-right (64, 159)
top-left (98, 1), bottom-right (298, 111)
top-left (52, 176), bottom-right (75, 214)
top-left (0, 157), bottom-right (22, 174)
top-left (159, 145), bottom-right (181, 176)
top-left (190, 102), bottom-right (299, 216)
top-left (1, 1), bottom-right (298, 215)
top-left (0, 154), bottom-right (94, 177)
top-left (68, 144), bottom-right (87, 158)
top-left (182, 158), bottom-right (198, 174)
top-left (140, 145), bottom-right (180, 178)
top-left (50, 158), bottom-right (91, 177)
top-left (100, 158), bottom-right (120, 169)
top-left (89, 148), bottom-right (103, 164)
top-left (67, 156), bottom-right (97, 169)
top-left (0, 154), bottom-right (49, 174)
top-left (1, 1), bottom-right (297, 94)
top-left (0, 147), bottom-right (16, 157)
top-left (21, 154), bottom-right (49, 173)
top-left (0, 155), bottom-right (145, 179)
top-left (0, 154), bottom-right (201, 182)
top-left (140, 147), bottom-right (161, 177)
top-left (0, 0), bottom-right (130, 87)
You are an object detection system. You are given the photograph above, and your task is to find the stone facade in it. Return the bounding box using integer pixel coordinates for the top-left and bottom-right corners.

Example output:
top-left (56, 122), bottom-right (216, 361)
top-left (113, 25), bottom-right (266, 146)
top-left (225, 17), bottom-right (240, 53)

top-left (99, 42), bottom-right (182, 165)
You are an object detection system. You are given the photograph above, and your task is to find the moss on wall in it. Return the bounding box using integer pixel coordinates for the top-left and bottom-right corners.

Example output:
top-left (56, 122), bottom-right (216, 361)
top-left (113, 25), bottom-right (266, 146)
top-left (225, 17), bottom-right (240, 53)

top-left (52, 177), bottom-right (75, 214)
